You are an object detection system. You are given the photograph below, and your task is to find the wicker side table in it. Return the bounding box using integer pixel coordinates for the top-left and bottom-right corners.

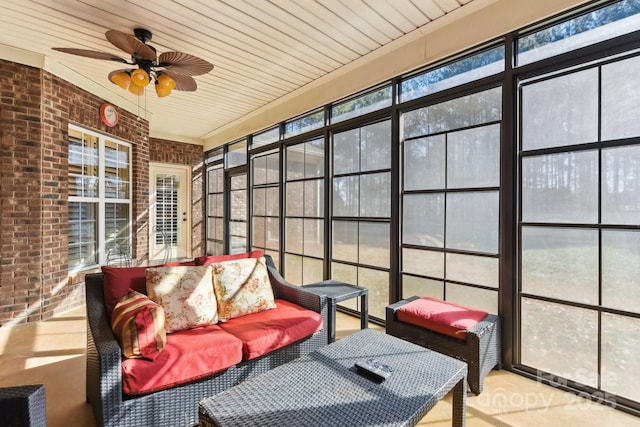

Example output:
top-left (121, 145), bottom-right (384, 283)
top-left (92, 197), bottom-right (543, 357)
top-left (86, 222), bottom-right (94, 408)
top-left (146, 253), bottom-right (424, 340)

top-left (0, 384), bottom-right (47, 427)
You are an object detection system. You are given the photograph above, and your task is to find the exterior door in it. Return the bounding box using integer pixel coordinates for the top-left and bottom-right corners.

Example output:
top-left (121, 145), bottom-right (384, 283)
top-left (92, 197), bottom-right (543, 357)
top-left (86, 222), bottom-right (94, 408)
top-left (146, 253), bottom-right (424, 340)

top-left (149, 164), bottom-right (191, 262)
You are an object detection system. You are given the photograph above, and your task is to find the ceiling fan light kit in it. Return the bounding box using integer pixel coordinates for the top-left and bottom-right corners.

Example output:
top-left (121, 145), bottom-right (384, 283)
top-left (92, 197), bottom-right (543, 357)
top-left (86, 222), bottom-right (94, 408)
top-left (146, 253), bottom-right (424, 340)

top-left (53, 28), bottom-right (213, 98)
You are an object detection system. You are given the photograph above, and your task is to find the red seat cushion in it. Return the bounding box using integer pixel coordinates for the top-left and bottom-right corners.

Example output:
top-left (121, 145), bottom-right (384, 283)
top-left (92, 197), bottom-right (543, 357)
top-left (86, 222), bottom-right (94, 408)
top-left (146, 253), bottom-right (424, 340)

top-left (195, 250), bottom-right (264, 266)
top-left (218, 299), bottom-right (323, 360)
top-left (121, 324), bottom-right (243, 395)
top-left (397, 297), bottom-right (489, 340)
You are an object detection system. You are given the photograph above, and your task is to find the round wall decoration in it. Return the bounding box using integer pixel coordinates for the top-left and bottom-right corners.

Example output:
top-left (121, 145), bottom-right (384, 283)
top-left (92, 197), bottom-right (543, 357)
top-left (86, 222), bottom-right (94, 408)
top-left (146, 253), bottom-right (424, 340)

top-left (100, 103), bottom-right (119, 127)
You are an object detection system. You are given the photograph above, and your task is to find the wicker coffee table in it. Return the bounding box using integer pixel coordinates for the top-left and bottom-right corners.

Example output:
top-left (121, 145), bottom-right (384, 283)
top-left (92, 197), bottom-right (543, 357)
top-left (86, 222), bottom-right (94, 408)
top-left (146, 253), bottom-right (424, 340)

top-left (199, 329), bottom-right (467, 427)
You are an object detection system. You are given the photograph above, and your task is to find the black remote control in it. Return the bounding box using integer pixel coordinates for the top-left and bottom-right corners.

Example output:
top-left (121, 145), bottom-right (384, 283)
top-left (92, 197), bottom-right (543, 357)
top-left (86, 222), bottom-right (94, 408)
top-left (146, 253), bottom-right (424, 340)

top-left (355, 360), bottom-right (392, 380)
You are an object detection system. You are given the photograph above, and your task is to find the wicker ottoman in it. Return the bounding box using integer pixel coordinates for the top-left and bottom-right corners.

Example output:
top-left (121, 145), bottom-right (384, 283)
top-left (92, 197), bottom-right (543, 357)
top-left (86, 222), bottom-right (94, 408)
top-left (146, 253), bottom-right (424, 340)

top-left (386, 296), bottom-right (500, 395)
top-left (0, 384), bottom-right (47, 427)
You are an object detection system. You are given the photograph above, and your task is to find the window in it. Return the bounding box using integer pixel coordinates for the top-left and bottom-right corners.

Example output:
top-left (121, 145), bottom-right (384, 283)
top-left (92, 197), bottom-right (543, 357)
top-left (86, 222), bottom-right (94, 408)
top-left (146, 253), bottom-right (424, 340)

top-left (400, 45), bottom-right (504, 102)
top-left (284, 109), bottom-right (325, 138)
top-left (251, 150), bottom-right (280, 264)
top-left (206, 165), bottom-right (224, 255)
top-left (519, 52), bottom-right (640, 404)
top-left (401, 87), bottom-right (501, 314)
top-left (252, 127), bottom-right (280, 148)
top-left (517, 0), bottom-right (640, 66)
top-left (68, 125), bottom-right (131, 269)
top-left (284, 138), bottom-right (325, 284)
top-left (331, 85), bottom-right (392, 124)
top-left (332, 120), bottom-right (392, 318)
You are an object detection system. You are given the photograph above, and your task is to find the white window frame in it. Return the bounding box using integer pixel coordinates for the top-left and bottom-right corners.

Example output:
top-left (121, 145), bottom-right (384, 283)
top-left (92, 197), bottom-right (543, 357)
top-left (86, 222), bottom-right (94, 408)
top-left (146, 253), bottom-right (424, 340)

top-left (68, 124), bottom-right (132, 270)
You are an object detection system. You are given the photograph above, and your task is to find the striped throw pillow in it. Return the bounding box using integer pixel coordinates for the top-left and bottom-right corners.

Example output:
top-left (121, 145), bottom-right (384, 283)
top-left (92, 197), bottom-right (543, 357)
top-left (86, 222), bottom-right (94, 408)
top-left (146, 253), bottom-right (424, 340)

top-left (111, 290), bottom-right (167, 360)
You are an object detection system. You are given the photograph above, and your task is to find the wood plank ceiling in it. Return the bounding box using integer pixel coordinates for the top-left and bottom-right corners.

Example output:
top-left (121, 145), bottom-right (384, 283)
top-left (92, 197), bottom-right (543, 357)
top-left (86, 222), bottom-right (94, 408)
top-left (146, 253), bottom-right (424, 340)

top-left (0, 0), bottom-right (477, 143)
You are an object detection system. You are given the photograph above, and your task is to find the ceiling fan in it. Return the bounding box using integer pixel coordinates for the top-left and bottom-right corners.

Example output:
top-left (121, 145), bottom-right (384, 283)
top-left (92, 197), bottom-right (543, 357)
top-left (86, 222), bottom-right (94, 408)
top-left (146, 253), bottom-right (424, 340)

top-left (53, 28), bottom-right (213, 97)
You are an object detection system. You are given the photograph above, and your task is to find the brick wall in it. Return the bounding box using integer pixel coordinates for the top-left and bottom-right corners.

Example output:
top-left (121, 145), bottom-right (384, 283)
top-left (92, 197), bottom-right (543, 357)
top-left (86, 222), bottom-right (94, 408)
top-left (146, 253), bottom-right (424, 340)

top-left (0, 59), bottom-right (204, 326)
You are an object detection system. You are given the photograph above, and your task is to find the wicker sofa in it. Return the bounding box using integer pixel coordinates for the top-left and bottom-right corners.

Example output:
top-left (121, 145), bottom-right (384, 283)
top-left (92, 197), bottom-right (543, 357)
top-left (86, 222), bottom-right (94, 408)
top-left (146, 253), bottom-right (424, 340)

top-left (386, 296), bottom-right (500, 395)
top-left (85, 255), bottom-right (328, 427)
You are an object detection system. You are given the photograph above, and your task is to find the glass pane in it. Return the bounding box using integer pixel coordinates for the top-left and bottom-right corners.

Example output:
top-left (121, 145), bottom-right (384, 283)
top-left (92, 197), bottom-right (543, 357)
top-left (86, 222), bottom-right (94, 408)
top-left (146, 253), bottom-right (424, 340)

top-left (285, 218), bottom-right (303, 253)
top-left (302, 257), bottom-right (324, 285)
top-left (358, 267), bottom-right (389, 319)
top-left (252, 126), bottom-right (279, 147)
top-left (252, 188), bottom-right (266, 216)
top-left (333, 129), bottom-right (360, 175)
top-left (602, 230), bottom-right (640, 313)
top-left (215, 218), bottom-right (224, 241)
top-left (447, 284), bottom-right (497, 314)
top-left (286, 182), bottom-right (303, 216)
top-left (602, 313), bottom-right (640, 402)
top-left (333, 176), bottom-right (359, 217)
top-left (521, 69), bottom-right (598, 151)
top-left (402, 276), bottom-right (444, 300)
top-left (359, 222), bottom-right (389, 269)
top-left (227, 140), bottom-right (247, 168)
top-left (331, 85), bottom-right (392, 124)
top-left (286, 144), bottom-right (305, 181)
top-left (360, 172), bottom-right (390, 217)
top-left (361, 121), bottom-right (391, 172)
top-left (447, 124), bottom-right (500, 188)
top-left (522, 226), bottom-right (598, 304)
top-left (265, 187), bottom-right (279, 216)
top-left (522, 151), bottom-right (599, 224)
top-left (521, 298), bottom-right (598, 387)
top-left (402, 194), bottom-right (444, 247)
top-left (285, 109), bottom-right (324, 138)
top-left (302, 180), bottom-right (322, 217)
top-left (446, 253), bottom-right (499, 288)
top-left (602, 145), bottom-right (640, 225)
top-left (332, 220), bottom-right (358, 263)
top-left (331, 262), bottom-right (357, 286)
top-left (266, 217), bottom-right (279, 250)
top-left (305, 138), bottom-right (325, 178)
top-left (252, 217), bottom-right (265, 247)
top-left (253, 156), bottom-right (267, 185)
top-left (403, 87), bottom-right (502, 138)
top-left (602, 55), bottom-right (640, 140)
top-left (401, 45), bottom-right (505, 102)
top-left (303, 219), bottom-right (324, 258)
top-left (517, 0), bottom-right (640, 66)
top-left (404, 135), bottom-right (446, 191)
top-left (266, 153), bottom-right (279, 184)
top-left (446, 191), bottom-right (499, 254)
top-left (284, 254), bottom-right (303, 285)
top-left (402, 248), bottom-right (444, 278)
top-left (68, 202), bottom-right (97, 267)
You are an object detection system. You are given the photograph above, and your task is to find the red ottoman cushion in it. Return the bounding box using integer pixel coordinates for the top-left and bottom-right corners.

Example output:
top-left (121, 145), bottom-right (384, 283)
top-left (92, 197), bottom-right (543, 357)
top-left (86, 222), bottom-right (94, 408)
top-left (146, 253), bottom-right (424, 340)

top-left (397, 297), bottom-right (488, 340)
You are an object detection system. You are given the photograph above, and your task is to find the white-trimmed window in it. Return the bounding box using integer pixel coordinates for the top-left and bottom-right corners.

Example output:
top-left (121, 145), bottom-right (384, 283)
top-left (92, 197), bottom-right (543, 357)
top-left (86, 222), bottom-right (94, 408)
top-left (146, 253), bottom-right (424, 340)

top-left (68, 125), bottom-right (132, 269)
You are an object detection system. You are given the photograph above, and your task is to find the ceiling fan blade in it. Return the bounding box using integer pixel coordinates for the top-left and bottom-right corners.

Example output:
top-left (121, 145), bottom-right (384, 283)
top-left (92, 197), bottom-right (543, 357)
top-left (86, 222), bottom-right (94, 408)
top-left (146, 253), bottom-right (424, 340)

top-left (106, 29), bottom-right (156, 61)
top-left (163, 70), bottom-right (197, 91)
top-left (52, 47), bottom-right (128, 63)
top-left (158, 52), bottom-right (213, 76)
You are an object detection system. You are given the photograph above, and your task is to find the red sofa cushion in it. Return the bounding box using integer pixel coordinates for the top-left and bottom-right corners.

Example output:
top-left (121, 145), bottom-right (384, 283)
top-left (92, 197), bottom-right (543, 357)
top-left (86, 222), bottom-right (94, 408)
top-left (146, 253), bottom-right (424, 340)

top-left (397, 297), bottom-right (488, 340)
top-left (218, 299), bottom-right (323, 360)
top-left (121, 324), bottom-right (243, 395)
top-left (195, 250), bottom-right (263, 266)
top-left (102, 266), bottom-right (151, 318)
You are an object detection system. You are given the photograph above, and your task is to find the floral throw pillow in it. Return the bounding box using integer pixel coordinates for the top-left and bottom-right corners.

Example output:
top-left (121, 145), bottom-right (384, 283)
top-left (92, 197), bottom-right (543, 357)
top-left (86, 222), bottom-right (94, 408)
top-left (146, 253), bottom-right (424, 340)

top-left (146, 266), bottom-right (218, 333)
top-left (212, 256), bottom-right (276, 322)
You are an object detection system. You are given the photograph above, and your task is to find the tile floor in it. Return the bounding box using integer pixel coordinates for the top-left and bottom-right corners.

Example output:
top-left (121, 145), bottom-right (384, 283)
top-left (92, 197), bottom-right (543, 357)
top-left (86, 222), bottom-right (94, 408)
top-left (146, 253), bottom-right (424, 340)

top-left (1, 307), bottom-right (638, 427)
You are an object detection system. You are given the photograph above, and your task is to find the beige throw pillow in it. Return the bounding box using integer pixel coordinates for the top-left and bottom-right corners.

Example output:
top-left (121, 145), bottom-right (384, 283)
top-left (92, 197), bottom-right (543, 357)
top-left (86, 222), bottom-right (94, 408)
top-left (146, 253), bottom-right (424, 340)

top-left (212, 256), bottom-right (276, 322)
top-left (146, 266), bottom-right (218, 333)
